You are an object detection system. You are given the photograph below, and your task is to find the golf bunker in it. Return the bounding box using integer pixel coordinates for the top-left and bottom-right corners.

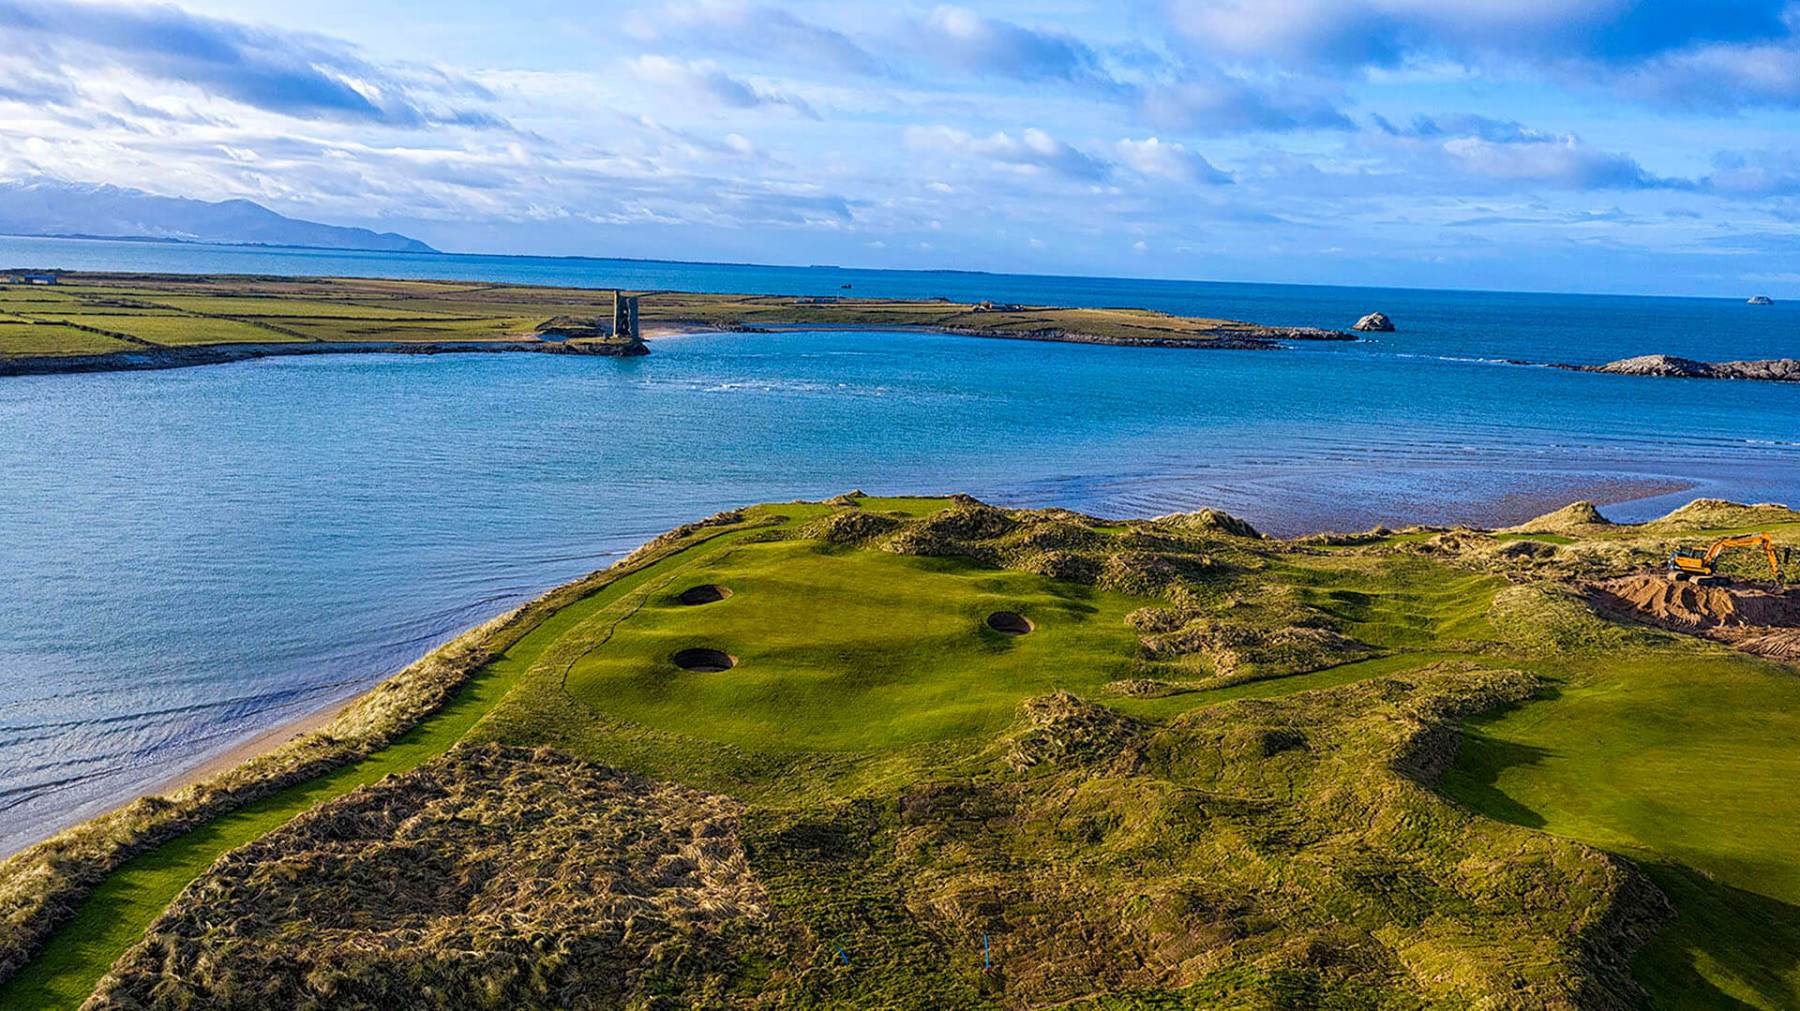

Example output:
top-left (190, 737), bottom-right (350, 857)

top-left (672, 648), bottom-right (737, 672)
top-left (987, 611), bottom-right (1034, 635)
top-left (678, 584), bottom-right (733, 606)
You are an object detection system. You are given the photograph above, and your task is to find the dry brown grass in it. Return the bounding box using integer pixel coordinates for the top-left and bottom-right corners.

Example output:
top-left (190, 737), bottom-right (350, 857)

top-left (83, 744), bottom-right (767, 1010)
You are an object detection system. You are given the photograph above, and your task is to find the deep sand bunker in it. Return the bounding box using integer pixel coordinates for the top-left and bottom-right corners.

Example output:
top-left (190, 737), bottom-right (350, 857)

top-left (678, 584), bottom-right (733, 606)
top-left (987, 611), bottom-right (1035, 635)
top-left (672, 647), bottom-right (738, 672)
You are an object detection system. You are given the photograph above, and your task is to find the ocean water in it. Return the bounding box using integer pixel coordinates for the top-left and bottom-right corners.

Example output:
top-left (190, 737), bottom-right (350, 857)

top-left (1, 235), bottom-right (1797, 853)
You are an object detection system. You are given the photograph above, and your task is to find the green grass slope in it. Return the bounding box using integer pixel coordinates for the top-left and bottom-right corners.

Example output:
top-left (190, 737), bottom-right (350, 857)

top-left (1445, 650), bottom-right (1800, 1009)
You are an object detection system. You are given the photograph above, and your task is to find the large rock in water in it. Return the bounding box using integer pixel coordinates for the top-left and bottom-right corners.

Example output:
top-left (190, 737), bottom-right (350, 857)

top-left (1748, 295), bottom-right (1774, 305)
top-left (1353, 312), bottom-right (1394, 332)
top-left (1594, 354), bottom-right (1714, 377)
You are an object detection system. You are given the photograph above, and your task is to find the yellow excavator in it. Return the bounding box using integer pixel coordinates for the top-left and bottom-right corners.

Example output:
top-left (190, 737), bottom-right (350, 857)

top-left (1667, 532), bottom-right (1790, 582)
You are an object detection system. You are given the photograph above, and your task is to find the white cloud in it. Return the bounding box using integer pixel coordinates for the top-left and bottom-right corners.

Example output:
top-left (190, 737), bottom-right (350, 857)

top-left (906, 125), bottom-right (1109, 180)
top-left (1114, 137), bottom-right (1231, 184)
top-left (630, 56), bottom-right (817, 117)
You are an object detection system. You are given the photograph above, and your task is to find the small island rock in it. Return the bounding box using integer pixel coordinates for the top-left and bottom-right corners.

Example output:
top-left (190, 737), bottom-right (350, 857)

top-left (1353, 312), bottom-right (1395, 332)
top-left (1748, 295), bottom-right (1774, 305)
top-left (1588, 353), bottom-right (1800, 382)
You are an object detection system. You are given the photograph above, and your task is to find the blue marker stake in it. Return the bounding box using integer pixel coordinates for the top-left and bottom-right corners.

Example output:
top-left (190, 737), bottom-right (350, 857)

top-left (836, 946), bottom-right (850, 967)
top-left (983, 932), bottom-right (990, 971)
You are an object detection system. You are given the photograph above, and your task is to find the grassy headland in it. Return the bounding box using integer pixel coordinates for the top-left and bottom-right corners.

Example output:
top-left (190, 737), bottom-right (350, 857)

top-left (1, 495), bottom-right (1797, 1008)
top-left (0, 272), bottom-right (1348, 374)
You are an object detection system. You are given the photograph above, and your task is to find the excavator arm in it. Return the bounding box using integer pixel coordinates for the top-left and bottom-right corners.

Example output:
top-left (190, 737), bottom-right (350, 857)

top-left (1682, 533), bottom-right (1785, 580)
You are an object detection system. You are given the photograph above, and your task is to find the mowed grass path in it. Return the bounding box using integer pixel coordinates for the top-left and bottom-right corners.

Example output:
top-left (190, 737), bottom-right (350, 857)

top-left (1443, 651), bottom-right (1800, 1010)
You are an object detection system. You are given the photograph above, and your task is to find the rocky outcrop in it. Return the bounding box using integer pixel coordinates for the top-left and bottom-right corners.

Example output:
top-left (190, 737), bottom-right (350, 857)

top-left (1353, 312), bottom-right (1394, 332)
top-left (1748, 295), bottom-right (1774, 305)
top-left (1575, 354), bottom-right (1800, 382)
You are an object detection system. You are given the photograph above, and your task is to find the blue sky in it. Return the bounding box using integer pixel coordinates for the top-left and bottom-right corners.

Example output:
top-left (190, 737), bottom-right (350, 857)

top-left (2, 0), bottom-right (1800, 295)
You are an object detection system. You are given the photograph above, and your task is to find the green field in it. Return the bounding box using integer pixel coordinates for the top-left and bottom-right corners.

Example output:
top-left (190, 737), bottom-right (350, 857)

top-left (4, 495), bottom-right (1799, 1008)
top-left (30, 313), bottom-right (299, 345)
top-left (0, 322), bottom-right (137, 355)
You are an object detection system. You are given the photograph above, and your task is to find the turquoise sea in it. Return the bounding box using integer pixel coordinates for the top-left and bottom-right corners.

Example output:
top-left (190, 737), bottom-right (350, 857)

top-left (1, 234), bottom-right (1796, 852)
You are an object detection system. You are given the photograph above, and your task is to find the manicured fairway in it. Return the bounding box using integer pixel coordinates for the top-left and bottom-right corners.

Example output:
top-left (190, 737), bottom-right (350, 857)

top-left (1444, 651), bottom-right (1800, 1010)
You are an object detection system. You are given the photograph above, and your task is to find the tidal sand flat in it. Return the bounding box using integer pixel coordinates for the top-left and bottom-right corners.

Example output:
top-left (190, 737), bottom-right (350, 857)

top-left (2, 494), bottom-right (1798, 1008)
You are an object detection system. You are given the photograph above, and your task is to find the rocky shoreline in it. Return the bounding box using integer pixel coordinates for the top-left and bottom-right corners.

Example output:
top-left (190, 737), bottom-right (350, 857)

top-left (935, 323), bottom-right (1354, 350)
top-left (1560, 353), bottom-right (1800, 383)
top-left (682, 320), bottom-right (1354, 350)
top-left (0, 337), bottom-right (647, 377)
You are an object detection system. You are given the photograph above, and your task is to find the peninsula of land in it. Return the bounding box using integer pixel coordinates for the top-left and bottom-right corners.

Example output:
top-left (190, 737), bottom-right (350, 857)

top-left (2, 492), bottom-right (1797, 1008)
top-left (0, 271), bottom-right (1352, 376)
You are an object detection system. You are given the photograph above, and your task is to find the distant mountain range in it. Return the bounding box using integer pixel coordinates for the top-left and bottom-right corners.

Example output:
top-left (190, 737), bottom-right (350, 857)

top-left (0, 180), bottom-right (436, 254)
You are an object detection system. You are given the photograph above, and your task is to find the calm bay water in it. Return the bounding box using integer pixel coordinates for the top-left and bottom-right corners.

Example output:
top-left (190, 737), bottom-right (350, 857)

top-left (1, 235), bottom-right (1797, 853)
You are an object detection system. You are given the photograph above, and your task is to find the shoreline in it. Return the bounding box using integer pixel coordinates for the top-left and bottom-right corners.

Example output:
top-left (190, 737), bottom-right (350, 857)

top-left (647, 319), bottom-right (1354, 351)
top-left (142, 694), bottom-right (363, 802)
top-left (0, 338), bottom-right (646, 377)
top-left (1, 321), bottom-right (1352, 378)
top-left (0, 271), bottom-right (1358, 377)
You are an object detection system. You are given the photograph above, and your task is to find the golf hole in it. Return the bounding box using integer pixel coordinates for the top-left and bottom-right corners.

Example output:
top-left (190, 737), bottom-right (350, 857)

top-left (672, 647), bottom-right (737, 673)
top-left (986, 611), bottom-right (1034, 636)
top-left (678, 584), bottom-right (733, 606)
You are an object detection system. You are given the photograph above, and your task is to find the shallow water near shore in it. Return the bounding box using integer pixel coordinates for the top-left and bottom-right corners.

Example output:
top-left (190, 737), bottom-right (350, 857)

top-left (2, 240), bottom-right (1798, 855)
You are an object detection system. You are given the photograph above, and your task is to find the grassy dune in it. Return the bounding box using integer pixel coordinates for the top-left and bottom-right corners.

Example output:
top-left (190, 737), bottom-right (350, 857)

top-left (3, 495), bottom-right (1798, 1007)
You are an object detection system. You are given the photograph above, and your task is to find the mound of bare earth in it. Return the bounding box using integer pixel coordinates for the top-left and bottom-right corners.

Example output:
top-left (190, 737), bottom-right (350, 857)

top-left (1593, 574), bottom-right (1800, 631)
top-left (1589, 574), bottom-right (1800, 666)
top-left (84, 745), bottom-right (768, 1011)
